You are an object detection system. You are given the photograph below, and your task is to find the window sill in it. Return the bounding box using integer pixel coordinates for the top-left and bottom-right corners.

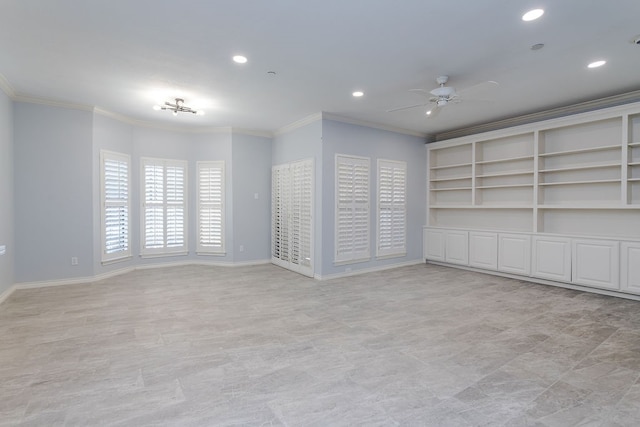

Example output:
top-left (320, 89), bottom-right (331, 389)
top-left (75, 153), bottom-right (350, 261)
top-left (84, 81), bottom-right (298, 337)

top-left (196, 251), bottom-right (226, 256)
top-left (101, 255), bottom-right (133, 266)
top-left (139, 251), bottom-right (188, 259)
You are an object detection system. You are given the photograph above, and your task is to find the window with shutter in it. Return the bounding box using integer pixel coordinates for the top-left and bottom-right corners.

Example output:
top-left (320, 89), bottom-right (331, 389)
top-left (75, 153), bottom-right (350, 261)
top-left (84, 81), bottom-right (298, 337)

top-left (377, 159), bottom-right (407, 258)
top-left (141, 158), bottom-right (187, 256)
top-left (335, 154), bottom-right (370, 264)
top-left (100, 150), bottom-right (131, 263)
top-left (197, 161), bottom-right (225, 254)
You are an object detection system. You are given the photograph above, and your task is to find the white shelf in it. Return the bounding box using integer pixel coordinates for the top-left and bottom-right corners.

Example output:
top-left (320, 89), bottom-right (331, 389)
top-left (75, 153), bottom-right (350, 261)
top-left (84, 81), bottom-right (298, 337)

top-left (539, 144), bottom-right (621, 158)
top-left (629, 142), bottom-right (640, 147)
top-left (629, 178), bottom-right (640, 182)
top-left (537, 204), bottom-right (639, 210)
top-left (476, 170), bottom-right (533, 178)
top-left (430, 176), bottom-right (472, 182)
top-left (476, 184), bottom-right (534, 189)
top-left (539, 163), bottom-right (620, 173)
top-left (429, 205), bottom-right (474, 209)
top-left (430, 162), bottom-right (472, 171)
top-left (430, 205), bottom-right (531, 209)
top-left (628, 162), bottom-right (640, 167)
top-left (430, 187), bottom-right (472, 192)
top-left (475, 155), bottom-right (534, 165)
top-left (539, 179), bottom-right (621, 187)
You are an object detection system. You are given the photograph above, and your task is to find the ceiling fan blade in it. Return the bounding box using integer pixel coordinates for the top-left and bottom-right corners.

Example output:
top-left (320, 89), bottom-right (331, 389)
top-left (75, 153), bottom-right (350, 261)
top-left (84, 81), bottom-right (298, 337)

top-left (408, 88), bottom-right (431, 98)
top-left (386, 103), bottom-right (428, 113)
top-left (425, 105), bottom-right (442, 119)
top-left (457, 80), bottom-right (499, 99)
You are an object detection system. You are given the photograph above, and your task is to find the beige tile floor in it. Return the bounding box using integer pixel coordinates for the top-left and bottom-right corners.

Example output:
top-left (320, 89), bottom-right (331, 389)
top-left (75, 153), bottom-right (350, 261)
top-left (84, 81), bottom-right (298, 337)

top-left (1, 263), bottom-right (640, 426)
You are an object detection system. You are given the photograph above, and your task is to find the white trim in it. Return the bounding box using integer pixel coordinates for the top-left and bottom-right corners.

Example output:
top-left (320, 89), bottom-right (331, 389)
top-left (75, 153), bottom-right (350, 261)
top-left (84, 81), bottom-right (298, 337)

top-left (13, 94), bottom-right (94, 112)
top-left (3, 259), bottom-right (273, 304)
top-left (315, 259), bottom-right (424, 281)
top-left (0, 73), bottom-right (15, 98)
top-left (274, 113), bottom-right (323, 136)
top-left (433, 100), bottom-right (640, 147)
top-left (322, 112), bottom-right (428, 138)
top-left (0, 284), bottom-right (18, 305)
top-left (426, 261), bottom-right (640, 302)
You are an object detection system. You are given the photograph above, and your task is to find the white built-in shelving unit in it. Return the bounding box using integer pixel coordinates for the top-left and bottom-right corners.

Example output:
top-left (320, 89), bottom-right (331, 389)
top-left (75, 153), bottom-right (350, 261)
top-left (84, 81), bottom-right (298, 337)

top-left (425, 103), bottom-right (640, 298)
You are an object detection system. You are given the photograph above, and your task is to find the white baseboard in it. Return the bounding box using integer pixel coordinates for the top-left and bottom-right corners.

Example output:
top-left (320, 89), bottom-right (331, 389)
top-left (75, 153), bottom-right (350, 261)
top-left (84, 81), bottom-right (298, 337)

top-left (314, 259), bottom-right (424, 281)
top-left (426, 261), bottom-right (640, 302)
top-left (0, 284), bottom-right (17, 305)
top-left (3, 259), bottom-right (420, 305)
top-left (4, 259), bottom-right (273, 304)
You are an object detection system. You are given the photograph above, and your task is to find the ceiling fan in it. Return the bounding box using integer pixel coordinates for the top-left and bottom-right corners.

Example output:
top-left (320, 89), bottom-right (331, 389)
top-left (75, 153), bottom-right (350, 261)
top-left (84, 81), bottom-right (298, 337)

top-left (387, 76), bottom-right (498, 117)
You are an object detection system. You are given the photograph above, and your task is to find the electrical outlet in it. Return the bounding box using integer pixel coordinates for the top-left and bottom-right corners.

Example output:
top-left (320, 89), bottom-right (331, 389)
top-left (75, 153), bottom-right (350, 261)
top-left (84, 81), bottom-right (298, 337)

top-left (239, 245), bottom-right (244, 252)
top-left (254, 193), bottom-right (259, 199)
top-left (71, 257), bottom-right (78, 266)
top-left (0, 245), bottom-right (5, 256)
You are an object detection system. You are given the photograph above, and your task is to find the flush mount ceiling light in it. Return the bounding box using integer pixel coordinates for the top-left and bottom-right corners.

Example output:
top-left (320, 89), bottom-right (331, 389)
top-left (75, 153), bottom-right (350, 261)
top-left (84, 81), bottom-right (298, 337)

top-left (588, 60), bottom-right (606, 68)
top-left (522, 9), bottom-right (544, 21)
top-left (352, 91), bottom-right (364, 97)
top-left (233, 55), bottom-right (248, 64)
top-left (153, 98), bottom-right (204, 116)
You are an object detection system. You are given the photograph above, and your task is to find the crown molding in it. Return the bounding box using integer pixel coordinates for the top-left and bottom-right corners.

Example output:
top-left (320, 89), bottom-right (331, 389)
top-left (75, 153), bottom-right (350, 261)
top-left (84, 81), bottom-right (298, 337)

top-left (321, 112), bottom-right (429, 138)
top-left (0, 73), bottom-right (15, 98)
top-left (13, 94), bottom-right (94, 112)
top-left (230, 128), bottom-right (273, 138)
top-left (274, 113), bottom-right (323, 136)
top-left (435, 89), bottom-right (640, 142)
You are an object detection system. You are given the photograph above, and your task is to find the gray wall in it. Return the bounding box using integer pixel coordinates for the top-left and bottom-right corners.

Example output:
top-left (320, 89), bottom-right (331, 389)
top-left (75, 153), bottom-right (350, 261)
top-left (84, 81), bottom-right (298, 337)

top-left (9, 104), bottom-right (425, 285)
top-left (14, 103), bottom-right (94, 282)
top-left (231, 133), bottom-right (272, 262)
top-left (320, 119), bottom-right (426, 277)
top-left (0, 90), bottom-right (13, 291)
top-left (92, 113), bottom-right (134, 275)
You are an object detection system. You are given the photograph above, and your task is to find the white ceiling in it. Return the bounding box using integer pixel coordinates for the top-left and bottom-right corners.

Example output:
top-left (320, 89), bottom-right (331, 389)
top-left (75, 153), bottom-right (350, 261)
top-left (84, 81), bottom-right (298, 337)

top-left (1, 0), bottom-right (640, 136)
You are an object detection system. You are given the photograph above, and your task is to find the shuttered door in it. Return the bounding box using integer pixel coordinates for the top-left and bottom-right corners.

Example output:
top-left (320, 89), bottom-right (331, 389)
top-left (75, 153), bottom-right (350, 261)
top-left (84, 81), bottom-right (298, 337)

top-left (271, 159), bottom-right (314, 277)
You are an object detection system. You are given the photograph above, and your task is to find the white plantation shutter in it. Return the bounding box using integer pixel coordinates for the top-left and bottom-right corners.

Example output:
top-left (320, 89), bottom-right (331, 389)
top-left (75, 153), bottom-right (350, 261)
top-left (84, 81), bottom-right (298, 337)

top-left (141, 158), bottom-right (187, 256)
top-left (335, 155), bottom-right (370, 264)
top-left (377, 159), bottom-right (407, 258)
top-left (197, 161), bottom-right (225, 254)
top-left (100, 150), bottom-right (130, 263)
top-left (271, 164), bottom-right (289, 263)
top-left (271, 159), bottom-right (313, 277)
top-left (290, 160), bottom-right (313, 269)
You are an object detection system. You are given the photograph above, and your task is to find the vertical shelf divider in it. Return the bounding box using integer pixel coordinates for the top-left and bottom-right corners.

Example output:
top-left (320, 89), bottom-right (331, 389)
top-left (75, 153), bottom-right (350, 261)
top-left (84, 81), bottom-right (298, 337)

top-left (622, 114), bottom-right (629, 205)
top-left (471, 141), bottom-right (477, 206)
top-left (533, 130), bottom-right (540, 233)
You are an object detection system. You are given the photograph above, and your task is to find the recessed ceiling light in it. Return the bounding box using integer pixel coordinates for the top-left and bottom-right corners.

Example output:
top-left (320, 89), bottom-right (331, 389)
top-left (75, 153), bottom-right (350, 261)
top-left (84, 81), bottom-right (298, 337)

top-left (426, 110), bottom-right (432, 116)
top-left (233, 55), bottom-right (247, 64)
top-left (588, 60), bottom-right (606, 68)
top-left (522, 9), bottom-right (544, 21)
top-left (352, 91), bottom-right (364, 97)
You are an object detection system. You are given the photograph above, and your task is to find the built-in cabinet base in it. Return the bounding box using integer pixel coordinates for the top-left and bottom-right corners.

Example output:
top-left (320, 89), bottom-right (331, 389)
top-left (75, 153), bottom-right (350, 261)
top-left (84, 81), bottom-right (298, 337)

top-left (424, 227), bottom-right (639, 298)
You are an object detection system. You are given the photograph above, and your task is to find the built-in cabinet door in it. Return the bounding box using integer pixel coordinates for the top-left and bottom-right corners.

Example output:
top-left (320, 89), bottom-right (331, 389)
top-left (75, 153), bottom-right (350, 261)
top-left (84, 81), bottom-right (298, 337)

top-left (620, 242), bottom-right (640, 294)
top-left (531, 236), bottom-right (572, 282)
top-left (572, 239), bottom-right (619, 290)
top-left (445, 230), bottom-right (469, 266)
top-left (498, 233), bottom-right (531, 275)
top-left (424, 228), bottom-right (446, 262)
top-left (469, 231), bottom-right (498, 270)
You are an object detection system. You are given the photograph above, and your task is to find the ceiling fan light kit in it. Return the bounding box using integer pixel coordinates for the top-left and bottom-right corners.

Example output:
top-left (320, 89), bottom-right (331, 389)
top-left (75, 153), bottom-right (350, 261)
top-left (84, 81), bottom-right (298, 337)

top-left (387, 75), bottom-right (497, 118)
